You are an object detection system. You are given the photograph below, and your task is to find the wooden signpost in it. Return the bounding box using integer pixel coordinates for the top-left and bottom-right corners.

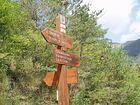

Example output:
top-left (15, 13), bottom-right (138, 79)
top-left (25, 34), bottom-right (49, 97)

top-left (41, 14), bottom-right (80, 105)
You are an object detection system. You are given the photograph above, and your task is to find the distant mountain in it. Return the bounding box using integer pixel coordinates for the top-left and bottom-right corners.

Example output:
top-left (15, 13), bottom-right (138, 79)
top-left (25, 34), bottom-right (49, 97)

top-left (112, 42), bottom-right (122, 49)
top-left (123, 41), bottom-right (133, 47)
top-left (123, 39), bottom-right (140, 56)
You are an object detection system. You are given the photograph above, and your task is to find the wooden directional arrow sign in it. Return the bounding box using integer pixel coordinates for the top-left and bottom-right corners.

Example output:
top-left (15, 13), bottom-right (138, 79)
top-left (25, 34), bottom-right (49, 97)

top-left (53, 48), bottom-right (80, 67)
top-left (43, 69), bottom-right (78, 86)
top-left (41, 28), bottom-right (73, 49)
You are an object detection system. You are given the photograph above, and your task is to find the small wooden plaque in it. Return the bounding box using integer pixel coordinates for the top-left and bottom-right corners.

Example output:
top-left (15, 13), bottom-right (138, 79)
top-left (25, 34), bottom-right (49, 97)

top-left (43, 69), bottom-right (78, 86)
top-left (53, 48), bottom-right (80, 67)
top-left (41, 28), bottom-right (73, 48)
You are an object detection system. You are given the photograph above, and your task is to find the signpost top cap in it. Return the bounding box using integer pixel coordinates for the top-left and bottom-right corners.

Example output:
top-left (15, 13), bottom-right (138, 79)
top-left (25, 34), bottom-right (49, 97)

top-left (58, 14), bottom-right (66, 24)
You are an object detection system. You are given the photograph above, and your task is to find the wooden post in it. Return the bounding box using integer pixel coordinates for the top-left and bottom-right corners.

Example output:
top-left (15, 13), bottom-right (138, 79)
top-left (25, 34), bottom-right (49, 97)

top-left (56, 14), bottom-right (69, 105)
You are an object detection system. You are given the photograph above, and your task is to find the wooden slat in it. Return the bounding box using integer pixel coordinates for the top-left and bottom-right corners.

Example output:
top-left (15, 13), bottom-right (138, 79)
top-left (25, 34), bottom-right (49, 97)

top-left (53, 48), bottom-right (80, 67)
top-left (67, 69), bottom-right (78, 84)
top-left (43, 69), bottom-right (78, 86)
top-left (41, 28), bottom-right (72, 49)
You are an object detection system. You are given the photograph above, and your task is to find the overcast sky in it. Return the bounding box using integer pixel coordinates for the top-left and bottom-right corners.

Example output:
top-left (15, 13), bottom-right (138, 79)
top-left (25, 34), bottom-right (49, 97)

top-left (83, 0), bottom-right (140, 43)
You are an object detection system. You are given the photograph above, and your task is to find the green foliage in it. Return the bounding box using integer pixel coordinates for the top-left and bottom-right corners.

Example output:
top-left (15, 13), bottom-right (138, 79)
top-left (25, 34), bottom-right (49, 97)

top-left (1, 0), bottom-right (140, 105)
top-left (0, 0), bottom-right (28, 38)
top-left (67, 5), bottom-right (140, 105)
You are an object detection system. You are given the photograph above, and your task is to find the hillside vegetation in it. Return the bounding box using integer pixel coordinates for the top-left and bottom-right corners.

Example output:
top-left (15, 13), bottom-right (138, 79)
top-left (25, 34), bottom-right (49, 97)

top-left (1, 0), bottom-right (140, 105)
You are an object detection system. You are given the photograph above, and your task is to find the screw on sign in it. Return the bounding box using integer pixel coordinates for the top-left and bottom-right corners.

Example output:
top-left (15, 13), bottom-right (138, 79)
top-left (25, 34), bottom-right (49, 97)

top-left (41, 14), bottom-right (80, 105)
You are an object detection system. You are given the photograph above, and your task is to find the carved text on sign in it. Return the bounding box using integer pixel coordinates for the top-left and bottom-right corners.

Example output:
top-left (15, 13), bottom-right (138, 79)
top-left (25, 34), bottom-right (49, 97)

top-left (41, 28), bottom-right (72, 48)
top-left (53, 48), bottom-right (80, 67)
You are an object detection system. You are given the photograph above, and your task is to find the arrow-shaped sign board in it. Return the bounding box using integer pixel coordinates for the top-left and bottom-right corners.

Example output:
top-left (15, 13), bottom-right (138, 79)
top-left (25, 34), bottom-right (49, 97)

top-left (43, 69), bottom-right (78, 86)
top-left (53, 48), bottom-right (80, 67)
top-left (41, 28), bottom-right (73, 49)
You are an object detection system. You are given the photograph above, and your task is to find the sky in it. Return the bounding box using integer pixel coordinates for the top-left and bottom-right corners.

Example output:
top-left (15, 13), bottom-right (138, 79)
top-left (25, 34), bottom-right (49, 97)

top-left (83, 0), bottom-right (140, 43)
